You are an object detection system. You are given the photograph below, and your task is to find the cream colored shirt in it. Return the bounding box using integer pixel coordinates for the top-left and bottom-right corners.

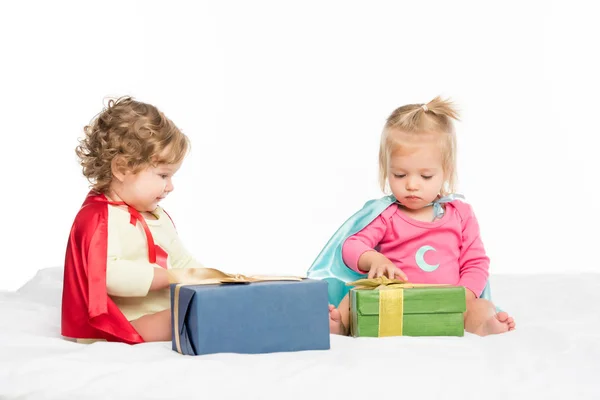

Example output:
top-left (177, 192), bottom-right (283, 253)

top-left (106, 205), bottom-right (202, 321)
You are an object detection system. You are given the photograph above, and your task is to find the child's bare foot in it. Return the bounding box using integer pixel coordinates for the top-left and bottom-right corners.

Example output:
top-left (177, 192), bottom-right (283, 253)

top-left (475, 311), bottom-right (516, 336)
top-left (328, 304), bottom-right (347, 335)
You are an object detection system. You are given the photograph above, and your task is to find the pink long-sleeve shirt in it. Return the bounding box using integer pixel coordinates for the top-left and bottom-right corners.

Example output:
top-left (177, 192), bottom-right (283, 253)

top-left (342, 200), bottom-right (490, 297)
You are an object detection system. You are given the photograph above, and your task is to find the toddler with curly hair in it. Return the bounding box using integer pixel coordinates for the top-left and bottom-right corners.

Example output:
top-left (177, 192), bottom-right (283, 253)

top-left (62, 97), bottom-right (203, 344)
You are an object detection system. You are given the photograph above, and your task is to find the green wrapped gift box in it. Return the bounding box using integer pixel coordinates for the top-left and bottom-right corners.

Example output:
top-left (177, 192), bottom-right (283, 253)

top-left (349, 278), bottom-right (466, 337)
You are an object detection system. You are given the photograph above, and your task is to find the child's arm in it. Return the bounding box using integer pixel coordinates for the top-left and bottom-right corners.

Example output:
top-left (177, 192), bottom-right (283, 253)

top-left (106, 261), bottom-right (169, 297)
top-left (149, 267), bottom-right (169, 291)
top-left (342, 214), bottom-right (388, 273)
top-left (341, 206), bottom-right (407, 279)
top-left (457, 204), bottom-right (490, 298)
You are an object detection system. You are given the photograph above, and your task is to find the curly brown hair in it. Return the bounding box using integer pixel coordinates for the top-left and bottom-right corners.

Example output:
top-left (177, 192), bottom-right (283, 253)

top-left (76, 97), bottom-right (189, 193)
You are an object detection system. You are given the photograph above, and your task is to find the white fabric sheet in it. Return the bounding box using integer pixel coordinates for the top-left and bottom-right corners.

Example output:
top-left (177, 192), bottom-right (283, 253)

top-left (1, 267), bottom-right (599, 400)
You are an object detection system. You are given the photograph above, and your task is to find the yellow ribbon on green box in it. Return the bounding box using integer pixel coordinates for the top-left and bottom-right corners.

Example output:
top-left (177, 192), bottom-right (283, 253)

top-left (347, 276), bottom-right (451, 337)
top-left (170, 268), bottom-right (303, 354)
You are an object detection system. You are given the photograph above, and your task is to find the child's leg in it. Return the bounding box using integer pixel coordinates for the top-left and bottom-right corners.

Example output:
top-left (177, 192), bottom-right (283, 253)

top-left (130, 309), bottom-right (172, 342)
top-left (329, 294), bottom-right (351, 335)
top-left (464, 298), bottom-right (516, 336)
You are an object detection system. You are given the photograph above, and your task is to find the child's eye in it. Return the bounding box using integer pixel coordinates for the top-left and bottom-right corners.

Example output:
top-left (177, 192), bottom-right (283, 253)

top-left (393, 174), bottom-right (406, 178)
top-left (160, 174), bottom-right (169, 179)
top-left (421, 175), bottom-right (433, 180)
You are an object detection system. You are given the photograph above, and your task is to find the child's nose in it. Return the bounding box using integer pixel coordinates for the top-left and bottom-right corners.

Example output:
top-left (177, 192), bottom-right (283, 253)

top-left (405, 176), bottom-right (419, 190)
top-left (165, 179), bottom-right (174, 192)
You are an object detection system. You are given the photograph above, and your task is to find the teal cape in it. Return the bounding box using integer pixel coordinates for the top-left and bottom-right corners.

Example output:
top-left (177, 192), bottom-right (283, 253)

top-left (306, 195), bottom-right (492, 307)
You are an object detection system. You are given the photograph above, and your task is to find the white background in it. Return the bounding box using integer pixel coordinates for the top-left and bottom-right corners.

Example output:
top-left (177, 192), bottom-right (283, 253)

top-left (0, 0), bottom-right (598, 291)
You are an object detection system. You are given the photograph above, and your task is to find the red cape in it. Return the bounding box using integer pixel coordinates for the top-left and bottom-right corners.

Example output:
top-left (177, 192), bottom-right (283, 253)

top-left (61, 191), bottom-right (145, 344)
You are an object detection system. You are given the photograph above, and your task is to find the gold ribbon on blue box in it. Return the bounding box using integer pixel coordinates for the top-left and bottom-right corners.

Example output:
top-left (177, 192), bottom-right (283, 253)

top-left (169, 268), bottom-right (304, 355)
top-left (347, 277), bottom-right (466, 337)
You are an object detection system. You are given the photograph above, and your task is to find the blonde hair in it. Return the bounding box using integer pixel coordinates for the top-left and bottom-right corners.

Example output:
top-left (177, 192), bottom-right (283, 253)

top-left (76, 96), bottom-right (189, 193)
top-left (378, 96), bottom-right (460, 195)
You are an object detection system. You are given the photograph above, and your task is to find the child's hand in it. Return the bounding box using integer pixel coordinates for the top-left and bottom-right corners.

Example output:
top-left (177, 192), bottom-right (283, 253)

top-left (367, 257), bottom-right (408, 281)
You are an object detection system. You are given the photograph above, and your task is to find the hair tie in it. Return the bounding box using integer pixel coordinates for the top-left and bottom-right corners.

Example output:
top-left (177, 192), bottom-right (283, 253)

top-left (421, 104), bottom-right (429, 112)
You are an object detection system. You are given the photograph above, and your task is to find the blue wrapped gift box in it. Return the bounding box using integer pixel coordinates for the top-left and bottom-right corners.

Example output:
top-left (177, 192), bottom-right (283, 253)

top-left (170, 279), bottom-right (330, 355)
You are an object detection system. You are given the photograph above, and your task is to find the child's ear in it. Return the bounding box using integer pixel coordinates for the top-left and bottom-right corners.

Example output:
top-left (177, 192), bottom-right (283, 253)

top-left (111, 156), bottom-right (129, 182)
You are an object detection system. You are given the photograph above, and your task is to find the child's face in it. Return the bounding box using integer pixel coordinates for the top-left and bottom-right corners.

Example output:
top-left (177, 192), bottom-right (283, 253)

top-left (118, 161), bottom-right (182, 212)
top-left (387, 141), bottom-right (445, 210)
